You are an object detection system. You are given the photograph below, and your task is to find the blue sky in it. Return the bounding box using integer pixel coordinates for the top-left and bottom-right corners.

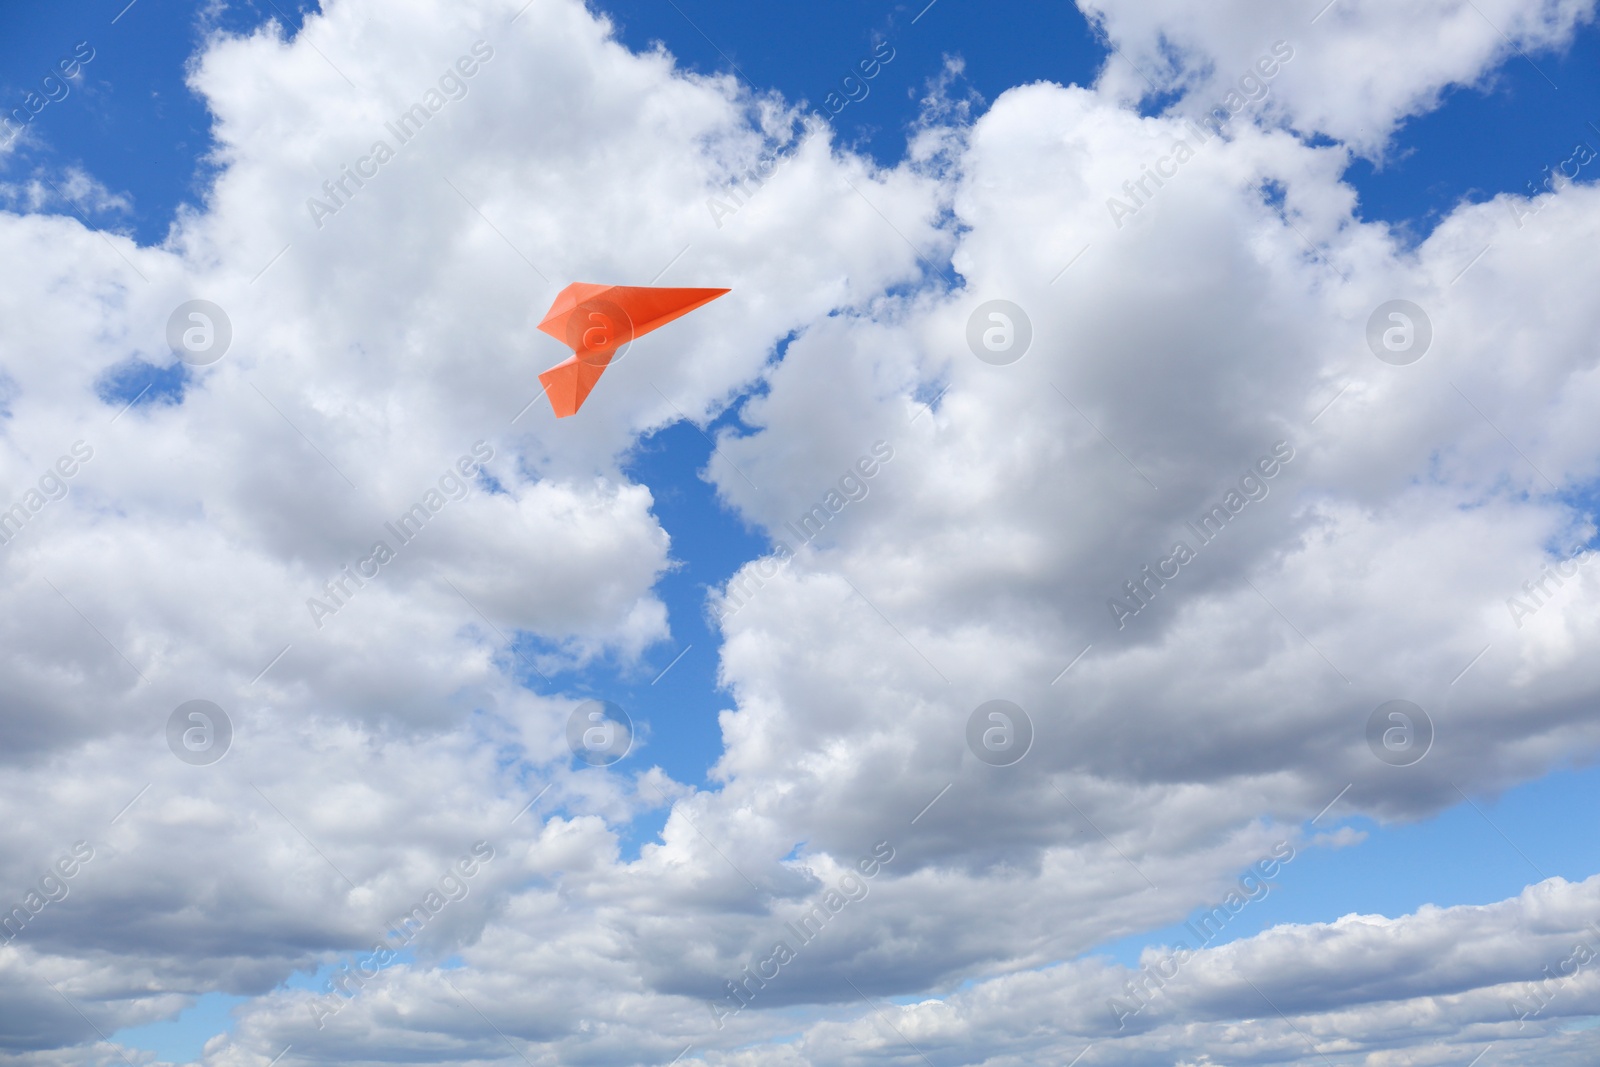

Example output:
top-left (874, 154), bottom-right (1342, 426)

top-left (5, 1), bottom-right (1600, 1064)
top-left (0, 1), bottom-right (314, 244)
top-left (10, 1), bottom-right (1600, 244)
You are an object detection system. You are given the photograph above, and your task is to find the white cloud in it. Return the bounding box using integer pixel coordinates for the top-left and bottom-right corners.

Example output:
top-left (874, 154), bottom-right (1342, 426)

top-left (1085, 0), bottom-right (1596, 156)
top-left (2, 0), bottom-right (1600, 1063)
top-left (754, 872), bottom-right (1600, 1067)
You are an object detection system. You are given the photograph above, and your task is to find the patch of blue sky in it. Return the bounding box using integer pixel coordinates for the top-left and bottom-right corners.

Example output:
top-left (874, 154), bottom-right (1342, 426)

top-left (1086, 760), bottom-right (1600, 969)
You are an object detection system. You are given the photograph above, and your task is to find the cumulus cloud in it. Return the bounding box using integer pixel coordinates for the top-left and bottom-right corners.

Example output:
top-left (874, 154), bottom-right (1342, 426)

top-left (1086, 0), bottom-right (1596, 155)
top-left (2, 0), bottom-right (1600, 1063)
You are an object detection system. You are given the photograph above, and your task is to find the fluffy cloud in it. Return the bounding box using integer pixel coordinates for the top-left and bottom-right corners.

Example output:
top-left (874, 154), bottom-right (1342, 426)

top-left (2, 0), bottom-right (1600, 1064)
top-left (1085, 0), bottom-right (1596, 154)
top-left (752, 873), bottom-right (1600, 1066)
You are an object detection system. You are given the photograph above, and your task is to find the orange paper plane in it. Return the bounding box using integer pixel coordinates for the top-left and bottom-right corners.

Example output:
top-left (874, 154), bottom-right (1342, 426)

top-left (536, 283), bottom-right (730, 418)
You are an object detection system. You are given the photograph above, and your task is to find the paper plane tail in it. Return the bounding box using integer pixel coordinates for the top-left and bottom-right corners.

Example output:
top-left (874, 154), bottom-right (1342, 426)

top-left (538, 353), bottom-right (613, 419)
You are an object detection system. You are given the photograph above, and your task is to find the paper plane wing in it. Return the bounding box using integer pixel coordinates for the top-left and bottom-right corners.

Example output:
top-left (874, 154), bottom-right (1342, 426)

top-left (536, 283), bottom-right (730, 418)
top-left (538, 351), bottom-right (616, 421)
